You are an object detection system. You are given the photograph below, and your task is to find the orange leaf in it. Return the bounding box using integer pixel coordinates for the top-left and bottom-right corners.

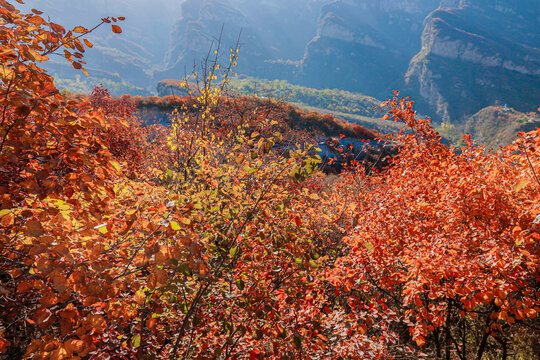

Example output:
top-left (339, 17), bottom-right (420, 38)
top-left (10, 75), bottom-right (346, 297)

top-left (0, 212), bottom-right (14, 227)
top-left (525, 308), bottom-right (537, 319)
top-left (26, 220), bottom-right (45, 237)
top-left (0, 336), bottom-right (11, 353)
top-left (40, 292), bottom-right (60, 307)
top-left (73, 39), bottom-right (85, 53)
top-left (72, 26), bottom-right (88, 34)
top-left (30, 307), bottom-right (52, 325)
top-left (17, 281), bottom-right (33, 293)
top-left (358, 324), bottom-right (367, 334)
top-left (86, 314), bottom-right (106, 333)
top-left (51, 270), bottom-right (68, 292)
top-left (111, 25), bottom-right (122, 34)
top-left (27, 16), bottom-right (44, 26)
top-left (415, 335), bottom-right (426, 346)
top-left (63, 49), bottom-right (72, 62)
top-left (514, 179), bottom-right (529, 192)
top-left (155, 246), bottom-right (171, 266)
top-left (64, 339), bottom-right (85, 354)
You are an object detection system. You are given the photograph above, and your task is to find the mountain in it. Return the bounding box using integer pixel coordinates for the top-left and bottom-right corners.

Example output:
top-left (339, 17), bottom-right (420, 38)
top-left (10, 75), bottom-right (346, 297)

top-left (156, 0), bottom-right (324, 81)
top-left (19, 0), bottom-right (184, 92)
top-left (297, 0), bottom-right (540, 123)
top-left (16, 0), bottom-right (540, 138)
top-left (298, 0), bottom-right (440, 96)
top-left (405, 0), bottom-right (540, 121)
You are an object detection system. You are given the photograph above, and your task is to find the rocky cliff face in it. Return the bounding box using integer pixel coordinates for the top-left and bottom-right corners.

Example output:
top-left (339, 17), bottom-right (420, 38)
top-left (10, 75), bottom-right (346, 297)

top-left (298, 0), bottom-right (440, 96)
top-left (406, 1), bottom-right (540, 121)
top-left (299, 0), bottom-right (540, 122)
top-left (157, 0), bottom-right (322, 81)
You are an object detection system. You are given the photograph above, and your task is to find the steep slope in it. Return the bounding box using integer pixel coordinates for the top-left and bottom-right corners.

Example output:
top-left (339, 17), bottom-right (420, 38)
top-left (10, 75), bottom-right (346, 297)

top-left (406, 0), bottom-right (540, 121)
top-left (20, 0), bottom-right (183, 92)
top-left (298, 0), bottom-right (440, 96)
top-left (157, 0), bottom-right (324, 81)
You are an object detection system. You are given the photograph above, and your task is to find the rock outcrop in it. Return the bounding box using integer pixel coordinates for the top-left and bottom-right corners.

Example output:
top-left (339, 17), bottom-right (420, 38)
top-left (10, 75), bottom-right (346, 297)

top-left (406, 0), bottom-right (540, 121)
top-left (298, 0), bottom-right (440, 96)
top-left (463, 106), bottom-right (540, 148)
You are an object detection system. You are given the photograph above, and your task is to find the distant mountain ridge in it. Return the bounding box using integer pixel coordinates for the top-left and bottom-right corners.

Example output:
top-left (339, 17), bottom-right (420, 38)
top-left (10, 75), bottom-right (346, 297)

top-left (298, 0), bottom-right (539, 122)
top-left (157, 0), bottom-right (323, 81)
top-left (405, 0), bottom-right (540, 121)
top-left (19, 0), bottom-right (540, 137)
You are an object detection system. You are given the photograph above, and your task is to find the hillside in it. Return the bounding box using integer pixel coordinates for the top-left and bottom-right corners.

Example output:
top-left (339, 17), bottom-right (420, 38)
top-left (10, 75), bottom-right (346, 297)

top-left (463, 106), bottom-right (540, 148)
top-left (132, 94), bottom-right (379, 140)
top-left (152, 77), bottom-right (404, 133)
top-left (229, 78), bottom-right (380, 117)
top-left (406, 1), bottom-right (540, 122)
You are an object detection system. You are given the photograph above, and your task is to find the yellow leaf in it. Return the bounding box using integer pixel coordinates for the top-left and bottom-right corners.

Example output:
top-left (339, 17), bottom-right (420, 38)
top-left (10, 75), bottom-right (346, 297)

top-left (514, 179), bottom-right (529, 192)
top-left (170, 221), bottom-right (181, 231)
top-left (0, 67), bottom-right (14, 81)
top-left (109, 160), bottom-right (121, 172)
top-left (126, 209), bottom-right (137, 216)
top-left (235, 153), bottom-right (245, 165)
top-left (131, 335), bottom-right (141, 348)
top-left (94, 223), bottom-right (108, 234)
top-left (363, 242), bottom-right (374, 253)
top-left (0, 209), bottom-right (11, 218)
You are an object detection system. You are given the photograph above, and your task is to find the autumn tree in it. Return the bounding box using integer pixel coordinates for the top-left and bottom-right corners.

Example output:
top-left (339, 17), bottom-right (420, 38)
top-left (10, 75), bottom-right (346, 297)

top-left (327, 93), bottom-right (539, 359)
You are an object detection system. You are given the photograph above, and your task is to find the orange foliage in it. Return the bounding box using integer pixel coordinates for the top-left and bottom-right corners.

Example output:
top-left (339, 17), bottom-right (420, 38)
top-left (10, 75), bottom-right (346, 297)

top-left (327, 93), bottom-right (539, 358)
top-left (1, 3), bottom-right (538, 360)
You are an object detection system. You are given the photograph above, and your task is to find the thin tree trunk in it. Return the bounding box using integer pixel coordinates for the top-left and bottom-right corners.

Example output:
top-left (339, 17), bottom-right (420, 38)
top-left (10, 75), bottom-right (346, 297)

top-left (434, 328), bottom-right (442, 358)
top-left (475, 314), bottom-right (491, 360)
top-left (461, 318), bottom-right (466, 359)
top-left (445, 302), bottom-right (451, 360)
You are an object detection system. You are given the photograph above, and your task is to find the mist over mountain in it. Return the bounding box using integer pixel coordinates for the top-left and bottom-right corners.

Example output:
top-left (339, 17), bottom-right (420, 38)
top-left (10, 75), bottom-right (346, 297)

top-left (20, 0), bottom-right (540, 131)
top-left (156, 0), bottom-right (323, 81)
top-left (20, 0), bottom-right (183, 89)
